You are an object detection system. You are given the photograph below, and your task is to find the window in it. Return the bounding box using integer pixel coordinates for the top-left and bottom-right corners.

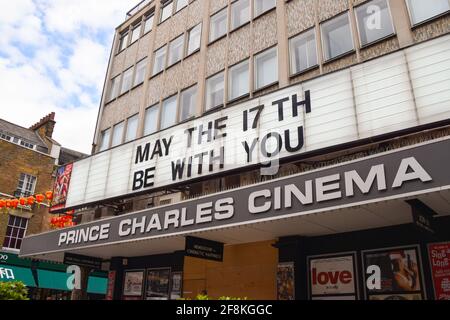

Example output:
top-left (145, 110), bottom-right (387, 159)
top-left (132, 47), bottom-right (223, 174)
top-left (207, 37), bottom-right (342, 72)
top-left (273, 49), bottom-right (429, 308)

top-left (254, 0), bottom-right (276, 18)
top-left (355, 0), bottom-right (395, 46)
top-left (120, 68), bottom-right (133, 94)
top-left (16, 173), bottom-right (36, 197)
top-left (153, 46), bottom-right (167, 75)
top-left (118, 32), bottom-right (129, 52)
top-left (160, 1), bottom-right (173, 23)
top-left (231, 0), bottom-right (250, 30)
top-left (229, 60), bottom-right (249, 101)
top-left (111, 122), bottom-right (124, 147)
top-left (175, 0), bottom-right (188, 12)
top-left (180, 86), bottom-right (197, 121)
top-left (125, 114), bottom-right (139, 142)
top-left (168, 35), bottom-right (184, 66)
top-left (131, 24), bottom-right (142, 44)
top-left (406, 0), bottom-right (450, 26)
top-left (254, 47), bottom-right (278, 90)
top-left (205, 71), bottom-right (225, 111)
top-left (2, 216), bottom-right (28, 251)
top-left (99, 128), bottom-right (111, 151)
top-left (161, 96), bottom-right (178, 129)
top-left (144, 13), bottom-right (154, 34)
top-left (187, 23), bottom-right (202, 56)
top-left (108, 75), bottom-right (120, 101)
top-left (289, 28), bottom-right (318, 75)
top-left (20, 140), bottom-right (34, 149)
top-left (321, 13), bottom-right (354, 61)
top-left (0, 132), bottom-right (11, 141)
top-left (209, 8), bottom-right (227, 43)
top-left (134, 58), bottom-right (147, 86)
top-left (144, 105), bottom-right (159, 135)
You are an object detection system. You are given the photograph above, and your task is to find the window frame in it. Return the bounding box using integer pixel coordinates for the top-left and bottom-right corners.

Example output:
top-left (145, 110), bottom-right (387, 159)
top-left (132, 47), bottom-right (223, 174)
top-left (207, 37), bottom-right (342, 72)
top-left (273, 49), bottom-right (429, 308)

top-left (160, 0), bottom-right (174, 24)
top-left (209, 7), bottom-right (228, 44)
top-left (134, 57), bottom-right (148, 87)
top-left (16, 173), bottom-right (37, 197)
top-left (152, 45), bottom-right (168, 76)
top-left (125, 114), bottom-right (139, 143)
top-left (253, 0), bottom-right (276, 19)
top-left (99, 128), bottom-right (111, 152)
top-left (405, 0), bottom-right (450, 27)
top-left (230, 0), bottom-right (251, 31)
top-left (228, 59), bottom-right (250, 102)
top-left (320, 11), bottom-right (355, 63)
top-left (205, 70), bottom-right (226, 112)
top-left (186, 23), bottom-right (202, 57)
top-left (167, 34), bottom-right (185, 67)
top-left (143, 11), bottom-right (155, 34)
top-left (179, 84), bottom-right (198, 122)
top-left (288, 27), bottom-right (319, 76)
top-left (175, 0), bottom-right (189, 13)
top-left (130, 23), bottom-right (142, 44)
top-left (354, 0), bottom-right (396, 48)
top-left (111, 121), bottom-right (125, 147)
top-left (2, 215), bottom-right (29, 251)
top-left (144, 104), bottom-right (160, 136)
top-left (108, 75), bottom-right (121, 102)
top-left (118, 31), bottom-right (130, 53)
top-left (160, 94), bottom-right (179, 130)
top-left (254, 46), bottom-right (279, 91)
top-left (120, 67), bottom-right (134, 95)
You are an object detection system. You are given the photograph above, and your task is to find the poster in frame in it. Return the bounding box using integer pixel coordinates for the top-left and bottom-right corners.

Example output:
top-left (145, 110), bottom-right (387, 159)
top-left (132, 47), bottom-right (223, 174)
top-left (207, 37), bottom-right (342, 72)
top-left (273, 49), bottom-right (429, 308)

top-left (50, 163), bottom-right (73, 212)
top-left (170, 272), bottom-right (183, 300)
top-left (307, 252), bottom-right (359, 300)
top-left (145, 268), bottom-right (171, 300)
top-left (362, 245), bottom-right (426, 300)
top-left (277, 262), bottom-right (295, 300)
top-left (428, 242), bottom-right (450, 300)
top-left (122, 270), bottom-right (144, 298)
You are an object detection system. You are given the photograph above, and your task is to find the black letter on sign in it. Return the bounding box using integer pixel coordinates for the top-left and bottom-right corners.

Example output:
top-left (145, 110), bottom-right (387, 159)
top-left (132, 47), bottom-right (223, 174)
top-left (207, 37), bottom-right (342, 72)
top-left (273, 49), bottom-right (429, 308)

top-left (172, 159), bottom-right (185, 181)
top-left (132, 171), bottom-right (144, 191)
top-left (135, 143), bottom-right (151, 164)
top-left (273, 97), bottom-right (290, 121)
top-left (285, 126), bottom-right (304, 153)
top-left (292, 90), bottom-right (311, 117)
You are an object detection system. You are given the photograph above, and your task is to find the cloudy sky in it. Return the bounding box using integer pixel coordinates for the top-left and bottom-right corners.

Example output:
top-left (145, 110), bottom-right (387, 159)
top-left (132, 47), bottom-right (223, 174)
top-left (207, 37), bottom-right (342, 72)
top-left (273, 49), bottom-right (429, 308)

top-left (0, 0), bottom-right (138, 154)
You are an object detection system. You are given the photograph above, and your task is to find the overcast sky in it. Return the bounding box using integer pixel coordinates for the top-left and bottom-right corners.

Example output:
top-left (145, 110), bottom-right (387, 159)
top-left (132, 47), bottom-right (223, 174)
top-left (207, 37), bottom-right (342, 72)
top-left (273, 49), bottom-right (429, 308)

top-left (0, 0), bottom-right (138, 154)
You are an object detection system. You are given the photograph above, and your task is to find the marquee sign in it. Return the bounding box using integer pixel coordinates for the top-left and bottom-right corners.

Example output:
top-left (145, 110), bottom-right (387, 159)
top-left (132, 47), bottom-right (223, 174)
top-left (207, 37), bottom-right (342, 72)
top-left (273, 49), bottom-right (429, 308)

top-left (20, 137), bottom-right (450, 257)
top-left (52, 35), bottom-right (450, 212)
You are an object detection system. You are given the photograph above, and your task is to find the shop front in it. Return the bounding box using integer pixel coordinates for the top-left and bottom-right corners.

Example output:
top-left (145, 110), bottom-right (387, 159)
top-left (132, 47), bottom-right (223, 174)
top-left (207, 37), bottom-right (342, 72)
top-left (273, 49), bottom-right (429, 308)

top-left (0, 251), bottom-right (108, 300)
top-left (18, 137), bottom-right (450, 300)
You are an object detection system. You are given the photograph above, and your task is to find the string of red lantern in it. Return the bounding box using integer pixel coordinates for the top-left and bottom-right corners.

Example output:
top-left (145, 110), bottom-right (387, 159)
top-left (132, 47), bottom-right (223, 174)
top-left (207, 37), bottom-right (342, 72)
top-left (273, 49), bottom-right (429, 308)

top-left (0, 190), bottom-right (53, 212)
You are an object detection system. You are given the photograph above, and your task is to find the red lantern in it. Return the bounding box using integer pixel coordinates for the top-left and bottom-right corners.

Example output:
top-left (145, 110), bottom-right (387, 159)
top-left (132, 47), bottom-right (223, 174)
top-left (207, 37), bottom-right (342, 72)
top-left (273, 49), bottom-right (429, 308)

top-left (11, 199), bottom-right (19, 209)
top-left (0, 199), bottom-right (5, 209)
top-left (6, 200), bottom-right (11, 208)
top-left (27, 196), bottom-right (35, 205)
top-left (36, 194), bottom-right (45, 204)
top-left (19, 198), bottom-right (27, 206)
top-left (45, 191), bottom-right (53, 201)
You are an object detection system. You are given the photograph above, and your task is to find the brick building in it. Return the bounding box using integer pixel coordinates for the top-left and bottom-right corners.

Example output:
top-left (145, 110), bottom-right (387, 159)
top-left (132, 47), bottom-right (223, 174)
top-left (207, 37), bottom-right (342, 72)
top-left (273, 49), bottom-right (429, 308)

top-left (20, 0), bottom-right (450, 300)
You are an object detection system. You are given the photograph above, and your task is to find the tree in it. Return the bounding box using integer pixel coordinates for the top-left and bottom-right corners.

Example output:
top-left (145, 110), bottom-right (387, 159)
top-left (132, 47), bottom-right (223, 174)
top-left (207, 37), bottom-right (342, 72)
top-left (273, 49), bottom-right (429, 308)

top-left (0, 281), bottom-right (30, 300)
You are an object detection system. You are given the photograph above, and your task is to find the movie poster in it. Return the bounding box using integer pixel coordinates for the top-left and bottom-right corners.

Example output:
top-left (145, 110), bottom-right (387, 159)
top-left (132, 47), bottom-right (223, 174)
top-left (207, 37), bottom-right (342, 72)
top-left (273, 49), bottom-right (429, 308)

top-left (309, 254), bottom-right (357, 300)
top-left (170, 272), bottom-right (183, 300)
top-left (50, 163), bottom-right (73, 212)
top-left (363, 246), bottom-right (424, 300)
top-left (428, 242), bottom-right (450, 300)
top-left (277, 262), bottom-right (295, 300)
top-left (123, 271), bottom-right (144, 297)
top-left (146, 268), bottom-right (171, 300)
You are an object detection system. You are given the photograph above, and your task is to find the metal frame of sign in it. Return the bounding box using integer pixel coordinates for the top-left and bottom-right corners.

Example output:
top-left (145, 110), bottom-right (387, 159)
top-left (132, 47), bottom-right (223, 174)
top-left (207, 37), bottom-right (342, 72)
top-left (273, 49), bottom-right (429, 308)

top-left (427, 241), bottom-right (450, 300)
top-left (361, 244), bottom-right (427, 300)
top-left (307, 251), bottom-right (359, 300)
top-left (144, 267), bottom-right (172, 300)
top-left (122, 269), bottom-right (145, 298)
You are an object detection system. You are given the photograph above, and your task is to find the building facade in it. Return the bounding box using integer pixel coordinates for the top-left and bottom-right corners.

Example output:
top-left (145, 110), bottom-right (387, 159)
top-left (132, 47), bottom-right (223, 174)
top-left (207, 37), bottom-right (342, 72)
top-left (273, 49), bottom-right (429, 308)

top-left (20, 0), bottom-right (450, 300)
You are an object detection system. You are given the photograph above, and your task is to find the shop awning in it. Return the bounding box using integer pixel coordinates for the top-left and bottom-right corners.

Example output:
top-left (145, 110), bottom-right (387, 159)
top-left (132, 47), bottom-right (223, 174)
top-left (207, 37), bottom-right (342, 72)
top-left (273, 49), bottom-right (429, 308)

top-left (0, 264), bottom-right (36, 287)
top-left (87, 277), bottom-right (108, 295)
top-left (37, 269), bottom-right (107, 294)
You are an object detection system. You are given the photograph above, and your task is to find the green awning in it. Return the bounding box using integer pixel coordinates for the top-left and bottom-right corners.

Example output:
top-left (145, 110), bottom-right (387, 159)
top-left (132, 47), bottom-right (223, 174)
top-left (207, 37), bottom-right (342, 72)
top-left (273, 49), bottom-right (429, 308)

top-left (0, 264), bottom-right (36, 287)
top-left (37, 269), bottom-right (107, 294)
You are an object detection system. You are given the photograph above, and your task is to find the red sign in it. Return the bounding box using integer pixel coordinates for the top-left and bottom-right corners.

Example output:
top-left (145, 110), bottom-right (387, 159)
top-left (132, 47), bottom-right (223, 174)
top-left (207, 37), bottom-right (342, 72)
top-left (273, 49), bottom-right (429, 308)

top-left (50, 163), bottom-right (73, 212)
top-left (312, 268), bottom-right (353, 286)
top-left (106, 271), bottom-right (116, 300)
top-left (429, 243), bottom-right (450, 300)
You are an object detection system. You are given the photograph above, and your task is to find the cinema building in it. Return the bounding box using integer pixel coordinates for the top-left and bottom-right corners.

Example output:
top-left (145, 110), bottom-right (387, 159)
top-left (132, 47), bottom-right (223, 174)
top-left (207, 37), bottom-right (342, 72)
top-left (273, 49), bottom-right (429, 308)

top-left (20, 0), bottom-right (450, 300)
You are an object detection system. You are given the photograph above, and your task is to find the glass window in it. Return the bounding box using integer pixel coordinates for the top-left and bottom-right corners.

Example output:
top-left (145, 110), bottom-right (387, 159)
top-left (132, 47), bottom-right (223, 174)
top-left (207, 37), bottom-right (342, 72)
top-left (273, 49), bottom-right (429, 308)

top-left (229, 60), bottom-right (249, 101)
top-left (209, 8), bottom-right (227, 43)
top-left (160, 96), bottom-right (178, 129)
top-left (144, 105), bottom-right (159, 135)
top-left (16, 173), bottom-right (37, 197)
top-left (134, 58), bottom-right (147, 86)
top-left (321, 13), bottom-right (354, 61)
top-left (355, 0), bottom-right (395, 46)
top-left (180, 86), bottom-right (197, 121)
top-left (125, 114), bottom-right (139, 142)
top-left (175, 0), bottom-right (188, 12)
top-left (108, 75), bottom-right (120, 101)
top-left (118, 32), bottom-right (129, 52)
top-left (254, 0), bottom-right (276, 17)
top-left (144, 13), bottom-right (154, 34)
top-left (2, 215), bottom-right (28, 250)
top-left (131, 24), bottom-right (142, 43)
top-left (99, 128), bottom-right (111, 151)
top-left (254, 47), bottom-right (278, 90)
top-left (187, 23), bottom-right (202, 56)
top-left (205, 71), bottom-right (225, 111)
top-left (153, 45), bottom-right (167, 75)
top-left (407, 0), bottom-right (450, 26)
top-left (111, 122), bottom-right (124, 147)
top-left (168, 35), bottom-right (184, 66)
top-left (289, 28), bottom-right (318, 75)
top-left (231, 0), bottom-right (250, 30)
top-left (120, 68), bottom-right (133, 94)
top-left (160, 1), bottom-right (173, 23)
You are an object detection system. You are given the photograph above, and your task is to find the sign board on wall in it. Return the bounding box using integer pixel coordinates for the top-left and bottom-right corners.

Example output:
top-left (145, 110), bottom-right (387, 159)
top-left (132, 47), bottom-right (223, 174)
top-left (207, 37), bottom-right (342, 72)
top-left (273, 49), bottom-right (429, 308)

top-left (50, 163), bottom-right (73, 212)
top-left (20, 137), bottom-right (450, 257)
top-left (63, 253), bottom-right (102, 270)
top-left (362, 246), bottom-right (425, 300)
top-left (185, 236), bottom-right (224, 262)
top-left (122, 270), bottom-right (144, 298)
top-left (277, 262), bottom-right (295, 300)
top-left (308, 253), bottom-right (358, 300)
top-left (53, 35), bottom-right (450, 212)
top-left (428, 242), bottom-right (450, 300)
